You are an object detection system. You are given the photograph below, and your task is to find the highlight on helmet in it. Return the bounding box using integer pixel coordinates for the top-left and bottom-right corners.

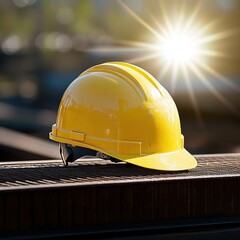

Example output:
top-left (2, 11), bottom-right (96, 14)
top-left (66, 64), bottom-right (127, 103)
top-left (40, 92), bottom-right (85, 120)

top-left (49, 62), bottom-right (197, 171)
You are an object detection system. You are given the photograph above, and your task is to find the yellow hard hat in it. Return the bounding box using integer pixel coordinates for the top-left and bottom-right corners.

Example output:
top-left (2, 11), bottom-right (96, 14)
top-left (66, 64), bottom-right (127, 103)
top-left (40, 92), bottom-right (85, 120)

top-left (49, 62), bottom-right (197, 171)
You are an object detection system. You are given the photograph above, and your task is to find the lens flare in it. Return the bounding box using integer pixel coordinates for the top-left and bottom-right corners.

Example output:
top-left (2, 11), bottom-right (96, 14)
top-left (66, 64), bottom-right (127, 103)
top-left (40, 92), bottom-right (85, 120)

top-left (87, 0), bottom-right (240, 119)
top-left (160, 31), bottom-right (200, 64)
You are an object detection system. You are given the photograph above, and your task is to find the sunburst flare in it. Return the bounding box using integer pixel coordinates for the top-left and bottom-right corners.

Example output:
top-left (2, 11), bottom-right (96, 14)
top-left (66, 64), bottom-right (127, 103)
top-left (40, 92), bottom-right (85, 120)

top-left (87, 0), bottom-right (240, 119)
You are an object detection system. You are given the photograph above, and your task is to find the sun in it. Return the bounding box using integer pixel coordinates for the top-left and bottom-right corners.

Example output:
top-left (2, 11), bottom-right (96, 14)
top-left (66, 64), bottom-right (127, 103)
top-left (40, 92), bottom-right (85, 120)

top-left (160, 31), bottom-right (201, 65)
top-left (87, 0), bottom-right (240, 120)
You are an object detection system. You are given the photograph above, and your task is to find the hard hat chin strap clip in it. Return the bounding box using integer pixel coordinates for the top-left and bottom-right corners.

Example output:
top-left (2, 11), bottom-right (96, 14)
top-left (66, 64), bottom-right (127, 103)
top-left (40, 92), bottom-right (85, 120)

top-left (96, 152), bottom-right (111, 160)
top-left (96, 152), bottom-right (120, 163)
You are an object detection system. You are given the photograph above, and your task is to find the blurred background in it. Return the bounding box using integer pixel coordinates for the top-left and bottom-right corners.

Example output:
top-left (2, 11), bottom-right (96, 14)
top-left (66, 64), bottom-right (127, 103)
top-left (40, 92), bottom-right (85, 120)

top-left (0, 0), bottom-right (239, 161)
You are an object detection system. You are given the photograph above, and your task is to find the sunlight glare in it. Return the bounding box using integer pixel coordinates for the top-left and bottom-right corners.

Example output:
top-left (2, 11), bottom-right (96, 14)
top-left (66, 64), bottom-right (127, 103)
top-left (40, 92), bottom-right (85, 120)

top-left (160, 31), bottom-right (200, 64)
top-left (99, 0), bottom-right (240, 119)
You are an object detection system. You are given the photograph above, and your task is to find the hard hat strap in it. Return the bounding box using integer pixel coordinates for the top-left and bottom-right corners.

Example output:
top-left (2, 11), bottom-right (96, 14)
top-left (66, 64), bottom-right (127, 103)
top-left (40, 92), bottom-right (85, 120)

top-left (59, 143), bottom-right (120, 166)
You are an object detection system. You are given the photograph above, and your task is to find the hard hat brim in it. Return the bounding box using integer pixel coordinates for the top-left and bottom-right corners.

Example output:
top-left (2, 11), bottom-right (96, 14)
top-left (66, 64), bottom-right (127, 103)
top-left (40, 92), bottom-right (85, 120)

top-left (50, 133), bottom-right (197, 171)
top-left (113, 148), bottom-right (197, 171)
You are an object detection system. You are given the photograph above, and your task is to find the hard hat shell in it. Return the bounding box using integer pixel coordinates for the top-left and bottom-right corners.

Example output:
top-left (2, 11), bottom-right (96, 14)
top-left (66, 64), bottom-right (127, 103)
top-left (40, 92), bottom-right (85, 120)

top-left (49, 62), bottom-right (197, 171)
